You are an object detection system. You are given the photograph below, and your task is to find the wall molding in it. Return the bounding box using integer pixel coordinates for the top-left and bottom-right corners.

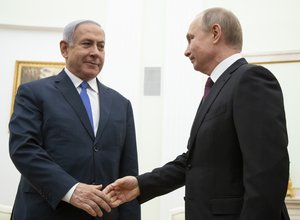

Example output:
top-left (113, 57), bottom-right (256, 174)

top-left (0, 23), bottom-right (63, 32)
top-left (286, 188), bottom-right (300, 220)
top-left (243, 50), bottom-right (300, 64)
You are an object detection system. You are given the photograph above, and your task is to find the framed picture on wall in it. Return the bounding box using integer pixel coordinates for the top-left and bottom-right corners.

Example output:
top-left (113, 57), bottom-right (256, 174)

top-left (11, 60), bottom-right (65, 112)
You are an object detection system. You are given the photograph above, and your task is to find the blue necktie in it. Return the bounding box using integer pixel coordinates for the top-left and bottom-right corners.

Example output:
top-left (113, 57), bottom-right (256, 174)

top-left (80, 81), bottom-right (94, 129)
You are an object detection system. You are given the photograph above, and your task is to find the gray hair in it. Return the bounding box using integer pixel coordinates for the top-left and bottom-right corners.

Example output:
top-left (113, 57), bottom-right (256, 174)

top-left (62, 20), bottom-right (102, 46)
top-left (199, 7), bottom-right (243, 51)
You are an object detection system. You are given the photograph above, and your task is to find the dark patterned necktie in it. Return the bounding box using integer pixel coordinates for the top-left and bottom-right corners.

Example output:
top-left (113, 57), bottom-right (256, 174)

top-left (203, 77), bottom-right (214, 99)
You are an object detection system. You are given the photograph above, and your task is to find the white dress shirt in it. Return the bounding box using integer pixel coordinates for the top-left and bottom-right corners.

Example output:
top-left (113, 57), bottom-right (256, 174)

top-left (210, 53), bottom-right (243, 83)
top-left (64, 68), bottom-right (100, 135)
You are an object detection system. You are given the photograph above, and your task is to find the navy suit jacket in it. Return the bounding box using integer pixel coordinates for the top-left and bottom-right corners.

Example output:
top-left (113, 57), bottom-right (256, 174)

top-left (137, 58), bottom-right (290, 220)
top-left (9, 70), bottom-right (140, 220)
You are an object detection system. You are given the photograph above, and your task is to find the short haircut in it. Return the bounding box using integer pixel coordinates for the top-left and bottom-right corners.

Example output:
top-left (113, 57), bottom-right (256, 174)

top-left (200, 7), bottom-right (243, 50)
top-left (63, 20), bottom-right (102, 46)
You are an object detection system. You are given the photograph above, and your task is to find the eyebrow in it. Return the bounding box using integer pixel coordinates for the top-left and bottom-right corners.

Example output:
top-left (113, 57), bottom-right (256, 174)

top-left (81, 38), bottom-right (105, 43)
top-left (186, 33), bottom-right (192, 40)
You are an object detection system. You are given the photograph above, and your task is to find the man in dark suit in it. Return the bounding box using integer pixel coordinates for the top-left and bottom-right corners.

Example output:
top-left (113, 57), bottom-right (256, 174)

top-left (9, 20), bottom-right (140, 220)
top-left (105, 7), bottom-right (290, 220)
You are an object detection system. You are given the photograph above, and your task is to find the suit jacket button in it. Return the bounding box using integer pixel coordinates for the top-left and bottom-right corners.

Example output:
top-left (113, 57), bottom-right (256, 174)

top-left (94, 147), bottom-right (99, 152)
top-left (186, 164), bottom-right (192, 170)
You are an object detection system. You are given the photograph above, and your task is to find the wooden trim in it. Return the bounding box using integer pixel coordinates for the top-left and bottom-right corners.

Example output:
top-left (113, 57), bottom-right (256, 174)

top-left (243, 50), bottom-right (300, 64)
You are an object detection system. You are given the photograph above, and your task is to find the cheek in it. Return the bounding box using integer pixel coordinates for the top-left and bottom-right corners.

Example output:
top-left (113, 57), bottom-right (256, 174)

top-left (69, 54), bottom-right (80, 65)
top-left (67, 55), bottom-right (82, 72)
top-left (100, 53), bottom-right (105, 62)
top-left (191, 42), bottom-right (201, 53)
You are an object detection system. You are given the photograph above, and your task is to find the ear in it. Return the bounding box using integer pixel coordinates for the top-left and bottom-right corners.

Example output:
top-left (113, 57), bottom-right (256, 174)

top-left (211, 24), bottom-right (222, 44)
top-left (60, 40), bottom-right (69, 58)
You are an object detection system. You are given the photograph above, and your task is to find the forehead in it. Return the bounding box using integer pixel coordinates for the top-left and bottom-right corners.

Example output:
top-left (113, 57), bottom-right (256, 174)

top-left (186, 19), bottom-right (201, 39)
top-left (74, 23), bottom-right (105, 41)
top-left (189, 16), bottom-right (203, 32)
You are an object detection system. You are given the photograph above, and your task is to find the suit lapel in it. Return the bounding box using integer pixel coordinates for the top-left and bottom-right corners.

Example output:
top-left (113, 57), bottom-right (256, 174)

top-left (188, 58), bottom-right (248, 155)
top-left (95, 81), bottom-right (112, 143)
top-left (54, 71), bottom-right (95, 139)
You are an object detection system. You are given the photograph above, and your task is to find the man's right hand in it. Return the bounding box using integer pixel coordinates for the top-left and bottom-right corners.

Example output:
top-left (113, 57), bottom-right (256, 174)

top-left (104, 176), bottom-right (140, 208)
top-left (70, 183), bottom-right (111, 217)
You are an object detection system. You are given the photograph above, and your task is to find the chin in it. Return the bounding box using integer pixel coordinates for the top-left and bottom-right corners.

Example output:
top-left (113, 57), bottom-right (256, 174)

top-left (88, 72), bottom-right (100, 78)
top-left (80, 71), bottom-right (99, 80)
top-left (86, 67), bottom-right (100, 74)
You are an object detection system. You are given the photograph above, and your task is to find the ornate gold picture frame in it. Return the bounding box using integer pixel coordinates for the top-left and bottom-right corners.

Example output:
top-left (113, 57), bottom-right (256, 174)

top-left (11, 60), bottom-right (65, 112)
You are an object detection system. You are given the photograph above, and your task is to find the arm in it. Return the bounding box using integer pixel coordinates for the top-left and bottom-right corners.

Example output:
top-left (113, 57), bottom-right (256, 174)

top-left (137, 153), bottom-right (186, 203)
top-left (106, 153), bottom-right (187, 206)
top-left (233, 65), bottom-right (289, 219)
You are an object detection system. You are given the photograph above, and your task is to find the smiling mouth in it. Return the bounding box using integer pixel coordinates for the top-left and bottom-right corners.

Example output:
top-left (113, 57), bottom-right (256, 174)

top-left (86, 62), bottom-right (99, 66)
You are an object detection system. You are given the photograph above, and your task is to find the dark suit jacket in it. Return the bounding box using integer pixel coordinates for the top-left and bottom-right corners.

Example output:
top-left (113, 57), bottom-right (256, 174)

top-left (137, 58), bottom-right (290, 220)
top-left (9, 70), bottom-right (140, 220)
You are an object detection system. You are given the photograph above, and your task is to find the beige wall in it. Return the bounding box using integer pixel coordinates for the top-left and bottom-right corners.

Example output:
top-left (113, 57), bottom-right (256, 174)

top-left (1, 0), bottom-right (299, 220)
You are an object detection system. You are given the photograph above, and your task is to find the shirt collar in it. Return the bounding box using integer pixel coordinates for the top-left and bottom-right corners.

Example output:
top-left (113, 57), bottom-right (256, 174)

top-left (210, 53), bottom-right (242, 83)
top-left (64, 67), bottom-right (99, 93)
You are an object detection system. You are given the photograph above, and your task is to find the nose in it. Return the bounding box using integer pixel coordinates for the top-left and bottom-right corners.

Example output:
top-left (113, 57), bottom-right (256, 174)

top-left (184, 46), bottom-right (191, 57)
top-left (90, 44), bottom-right (101, 56)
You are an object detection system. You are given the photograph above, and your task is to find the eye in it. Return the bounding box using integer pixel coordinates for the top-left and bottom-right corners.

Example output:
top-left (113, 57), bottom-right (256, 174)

top-left (82, 41), bottom-right (92, 47)
top-left (186, 34), bottom-right (193, 44)
top-left (97, 43), bottom-right (105, 50)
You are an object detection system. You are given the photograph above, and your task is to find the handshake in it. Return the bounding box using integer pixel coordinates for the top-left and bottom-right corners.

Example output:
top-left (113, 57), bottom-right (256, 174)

top-left (69, 176), bottom-right (139, 217)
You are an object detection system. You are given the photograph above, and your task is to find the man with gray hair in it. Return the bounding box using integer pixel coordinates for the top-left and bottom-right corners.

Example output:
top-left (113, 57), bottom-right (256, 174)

top-left (9, 19), bottom-right (140, 220)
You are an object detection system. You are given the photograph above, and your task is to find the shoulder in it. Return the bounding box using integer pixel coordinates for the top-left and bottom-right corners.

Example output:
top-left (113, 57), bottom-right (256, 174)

top-left (229, 60), bottom-right (277, 85)
top-left (17, 76), bottom-right (56, 97)
top-left (238, 63), bottom-right (278, 83)
top-left (99, 82), bottom-right (129, 100)
top-left (16, 72), bottom-right (65, 101)
top-left (19, 71), bottom-right (61, 89)
top-left (98, 82), bottom-right (135, 115)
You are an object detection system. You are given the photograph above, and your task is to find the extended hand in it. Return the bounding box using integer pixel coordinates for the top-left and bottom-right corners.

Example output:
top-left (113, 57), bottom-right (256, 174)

top-left (104, 176), bottom-right (140, 208)
top-left (70, 183), bottom-right (111, 217)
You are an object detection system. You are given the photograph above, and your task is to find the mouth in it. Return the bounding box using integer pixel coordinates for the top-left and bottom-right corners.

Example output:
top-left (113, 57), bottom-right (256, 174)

top-left (86, 61), bottom-right (100, 67)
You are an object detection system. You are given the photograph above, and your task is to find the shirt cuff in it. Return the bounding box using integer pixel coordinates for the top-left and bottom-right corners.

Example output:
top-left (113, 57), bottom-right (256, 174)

top-left (62, 183), bottom-right (79, 203)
